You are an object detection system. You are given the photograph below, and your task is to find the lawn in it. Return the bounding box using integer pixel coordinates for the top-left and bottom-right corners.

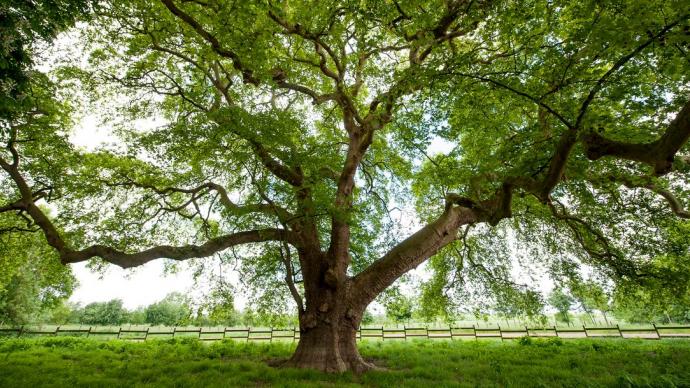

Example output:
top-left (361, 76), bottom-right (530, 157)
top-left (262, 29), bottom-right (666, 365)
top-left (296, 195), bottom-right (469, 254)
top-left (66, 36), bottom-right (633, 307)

top-left (1, 337), bottom-right (689, 387)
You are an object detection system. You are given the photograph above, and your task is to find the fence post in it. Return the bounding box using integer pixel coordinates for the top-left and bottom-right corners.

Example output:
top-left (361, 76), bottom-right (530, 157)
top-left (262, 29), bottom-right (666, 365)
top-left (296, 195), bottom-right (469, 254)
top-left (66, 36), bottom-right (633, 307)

top-left (554, 325), bottom-right (558, 338)
top-left (583, 324), bottom-right (588, 338)
top-left (472, 324), bottom-right (476, 340)
top-left (117, 327), bottom-right (122, 339)
top-left (653, 323), bottom-right (661, 339)
top-left (616, 324), bottom-right (622, 338)
top-left (55, 326), bottom-right (60, 336)
top-left (17, 325), bottom-right (24, 338)
top-left (86, 326), bottom-right (91, 338)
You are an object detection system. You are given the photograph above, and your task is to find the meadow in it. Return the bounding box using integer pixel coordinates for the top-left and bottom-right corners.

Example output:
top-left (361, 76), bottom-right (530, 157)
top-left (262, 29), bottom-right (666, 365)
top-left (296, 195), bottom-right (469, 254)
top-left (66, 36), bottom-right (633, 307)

top-left (0, 337), bottom-right (689, 387)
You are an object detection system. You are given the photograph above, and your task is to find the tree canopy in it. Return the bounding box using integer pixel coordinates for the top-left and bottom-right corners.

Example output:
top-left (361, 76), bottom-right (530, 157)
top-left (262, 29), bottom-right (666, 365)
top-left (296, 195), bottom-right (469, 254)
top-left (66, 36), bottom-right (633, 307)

top-left (1, 0), bottom-right (689, 372)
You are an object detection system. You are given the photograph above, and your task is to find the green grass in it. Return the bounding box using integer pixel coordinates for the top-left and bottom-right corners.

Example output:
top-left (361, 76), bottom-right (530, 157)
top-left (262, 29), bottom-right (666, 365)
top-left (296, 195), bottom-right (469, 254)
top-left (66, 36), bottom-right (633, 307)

top-left (1, 337), bottom-right (689, 387)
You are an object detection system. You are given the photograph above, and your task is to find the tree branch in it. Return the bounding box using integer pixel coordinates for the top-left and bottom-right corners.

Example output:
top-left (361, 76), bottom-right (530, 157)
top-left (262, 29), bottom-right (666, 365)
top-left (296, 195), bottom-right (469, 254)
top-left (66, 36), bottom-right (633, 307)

top-left (582, 98), bottom-right (690, 175)
top-left (349, 206), bottom-right (477, 306)
top-left (61, 228), bottom-right (299, 268)
top-left (159, 0), bottom-right (258, 85)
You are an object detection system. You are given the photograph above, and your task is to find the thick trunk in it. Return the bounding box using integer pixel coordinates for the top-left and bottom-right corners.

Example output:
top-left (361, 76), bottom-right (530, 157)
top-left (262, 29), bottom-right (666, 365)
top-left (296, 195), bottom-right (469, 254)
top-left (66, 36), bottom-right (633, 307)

top-left (283, 248), bottom-right (372, 373)
top-left (284, 302), bottom-right (373, 373)
top-left (286, 320), bottom-right (347, 372)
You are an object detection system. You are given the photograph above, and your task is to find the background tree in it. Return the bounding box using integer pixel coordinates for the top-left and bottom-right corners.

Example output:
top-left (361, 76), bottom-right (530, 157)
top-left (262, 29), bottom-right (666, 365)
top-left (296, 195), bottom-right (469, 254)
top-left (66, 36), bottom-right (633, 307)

top-left (548, 288), bottom-right (575, 325)
top-left (77, 299), bottom-right (127, 326)
top-left (144, 292), bottom-right (192, 326)
top-left (570, 280), bottom-right (612, 325)
top-left (2, 0), bottom-right (690, 373)
top-left (382, 288), bottom-right (414, 324)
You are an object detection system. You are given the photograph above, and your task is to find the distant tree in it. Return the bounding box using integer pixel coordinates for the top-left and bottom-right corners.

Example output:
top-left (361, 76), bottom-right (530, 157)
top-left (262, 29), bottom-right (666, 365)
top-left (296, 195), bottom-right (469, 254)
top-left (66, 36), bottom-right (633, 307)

top-left (202, 288), bottom-right (240, 326)
top-left (125, 307), bottom-right (147, 325)
top-left (612, 283), bottom-right (690, 324)
top-left (383, 289), bottom-right (414, 323)
top-left (548, 288), bottom-right (575, 325)
top-left (571, 281), bottom-right (612, 325)
top-left (78, 299), bottom-right (127, 325)
top-left (361, 310), bottom-right (374, 326)
top-left (145, 292), bottom-right (192, 326)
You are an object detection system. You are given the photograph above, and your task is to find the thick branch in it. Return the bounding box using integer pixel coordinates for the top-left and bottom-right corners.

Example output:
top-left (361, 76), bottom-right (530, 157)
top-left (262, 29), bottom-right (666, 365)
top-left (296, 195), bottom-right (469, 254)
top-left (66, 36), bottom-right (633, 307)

top-left (249, 140), bottom-right (304, 186)
top-left (582, 99), bottom-right (690, 175)
top-left (350, 206), bottom-right (477, 306)
top-left (61, 228), bottom-right (298, 268)
top-left (1, 155), bottom-right (300, 269)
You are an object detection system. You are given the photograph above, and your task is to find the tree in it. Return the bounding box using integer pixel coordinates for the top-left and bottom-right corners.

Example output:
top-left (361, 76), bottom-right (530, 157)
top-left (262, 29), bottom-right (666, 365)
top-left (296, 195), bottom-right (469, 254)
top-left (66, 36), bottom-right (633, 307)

top-left (0, 0), bottom-right (92, 327)
top-left (383, 288), bottom-right (414, 323)
top-left (0, 0), bottom-right (95, 121)
top-left (199, 288), bottom-right (240, 326)
top-left (2, 0), bottom-right (690, 373)
top-left (570, 280), bottom-right (612, 325)
top-left (144, 292), bottom-right (192, 326)
top-left (78, 299), bottom-right (127, 325)
top-left (548, 288), bottom-right (575, 325)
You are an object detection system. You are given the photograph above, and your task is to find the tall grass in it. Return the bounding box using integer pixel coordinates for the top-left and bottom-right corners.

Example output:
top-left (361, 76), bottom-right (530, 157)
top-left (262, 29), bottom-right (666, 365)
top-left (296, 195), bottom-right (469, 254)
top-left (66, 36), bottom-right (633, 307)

top-left (1, 336), bottom-right (689, 387)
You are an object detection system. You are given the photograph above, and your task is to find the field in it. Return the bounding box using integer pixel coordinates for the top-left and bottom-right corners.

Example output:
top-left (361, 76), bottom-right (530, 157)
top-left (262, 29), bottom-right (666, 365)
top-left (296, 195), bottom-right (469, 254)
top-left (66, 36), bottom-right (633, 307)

top-left (1, 337), bottom-right (690, 387)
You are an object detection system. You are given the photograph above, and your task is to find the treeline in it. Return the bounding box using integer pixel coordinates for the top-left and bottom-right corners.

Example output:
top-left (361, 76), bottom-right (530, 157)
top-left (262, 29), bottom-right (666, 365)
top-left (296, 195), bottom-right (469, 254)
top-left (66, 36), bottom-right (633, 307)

top-left (35, 292), bottom-right (299, 328)
top-left (375, 281), bottom-right (690, 326)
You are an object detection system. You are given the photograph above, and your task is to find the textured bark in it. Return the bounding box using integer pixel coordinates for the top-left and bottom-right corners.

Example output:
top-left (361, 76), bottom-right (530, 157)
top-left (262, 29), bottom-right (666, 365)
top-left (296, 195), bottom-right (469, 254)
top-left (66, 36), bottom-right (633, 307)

top-left (286, 320), bottom-right (348, 373)
top-left (286, 297), bottom-right (373, 373)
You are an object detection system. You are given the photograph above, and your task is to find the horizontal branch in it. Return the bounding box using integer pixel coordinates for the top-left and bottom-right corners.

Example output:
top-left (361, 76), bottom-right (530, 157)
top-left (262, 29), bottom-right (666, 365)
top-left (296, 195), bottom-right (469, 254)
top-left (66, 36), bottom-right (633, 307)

top-left (582, 98), bottom-right (690, 175)
top-left (61, 228), bottom-right (299, 268)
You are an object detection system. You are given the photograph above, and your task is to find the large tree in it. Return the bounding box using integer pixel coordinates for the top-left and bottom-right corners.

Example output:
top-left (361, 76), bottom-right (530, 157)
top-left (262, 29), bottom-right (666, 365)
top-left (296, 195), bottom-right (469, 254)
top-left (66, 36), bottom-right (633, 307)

top-left (2, 0), bottom-right (690, 372)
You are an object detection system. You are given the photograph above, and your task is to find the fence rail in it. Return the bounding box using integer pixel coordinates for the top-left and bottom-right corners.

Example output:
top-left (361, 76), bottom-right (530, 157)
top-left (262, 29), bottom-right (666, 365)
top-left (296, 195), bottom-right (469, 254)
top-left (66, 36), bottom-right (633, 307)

top-left (2, 324), bottom-right (690, 342)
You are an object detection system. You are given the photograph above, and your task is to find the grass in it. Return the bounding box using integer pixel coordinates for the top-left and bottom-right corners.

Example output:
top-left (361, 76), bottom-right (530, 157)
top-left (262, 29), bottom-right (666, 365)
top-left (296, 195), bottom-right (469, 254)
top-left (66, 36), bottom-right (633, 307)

top-left (1, 337), bottom-right (689, 387)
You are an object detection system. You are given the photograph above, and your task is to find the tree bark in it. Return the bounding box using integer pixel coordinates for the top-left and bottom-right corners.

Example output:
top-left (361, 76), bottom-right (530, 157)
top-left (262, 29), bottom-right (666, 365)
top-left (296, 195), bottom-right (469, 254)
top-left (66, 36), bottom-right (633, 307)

top-left (282, 248), bottom-right (375, 373)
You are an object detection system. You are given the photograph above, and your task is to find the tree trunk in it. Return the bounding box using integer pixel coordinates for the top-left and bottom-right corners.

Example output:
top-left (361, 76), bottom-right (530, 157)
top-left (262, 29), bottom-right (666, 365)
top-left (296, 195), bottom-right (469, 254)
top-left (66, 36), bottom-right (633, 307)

top-left (286, 320), bottom-right (348, 372)
top-left (283, 301), bottom-right (374, 373)
top-left (281, 247), bottom-right (375, 373)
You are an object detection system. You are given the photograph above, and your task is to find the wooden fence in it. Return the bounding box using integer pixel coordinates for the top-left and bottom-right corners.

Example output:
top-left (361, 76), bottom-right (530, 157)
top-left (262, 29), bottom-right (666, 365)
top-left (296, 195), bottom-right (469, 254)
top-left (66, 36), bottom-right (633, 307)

top-left (1, 324), bottom-right (690, 342)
